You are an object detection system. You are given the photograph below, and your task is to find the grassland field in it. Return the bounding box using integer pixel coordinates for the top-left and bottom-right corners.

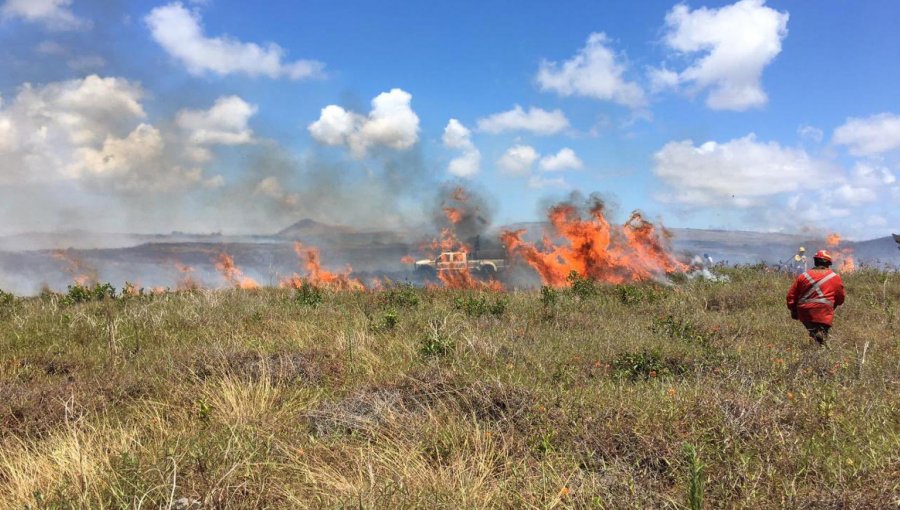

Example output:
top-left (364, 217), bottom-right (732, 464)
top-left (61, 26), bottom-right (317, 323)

top-left (0, 267), bottom-right (897, 509)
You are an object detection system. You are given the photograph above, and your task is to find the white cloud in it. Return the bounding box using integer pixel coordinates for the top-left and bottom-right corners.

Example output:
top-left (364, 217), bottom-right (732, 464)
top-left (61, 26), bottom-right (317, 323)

top-left (497, 145), bottom-right (539, 176)
top-left (176, 95), bottom-right (257, 146)
top-left (851, 161), bottom-right (896, 186)
top-left (797, 124), bottom-right (823, 143)
top-left (656, 0), bottom-right (789, 111)
top-left (1, 0), bottom-right (89, 30)
top-left (539, 147), bottom-right (583, 172)
top-left (308, 88), bottom-right (420, 158)
top-left (0, 75), bottom-right (229, 192)
top-left (833, 113), bottom-right (900, 156)
top-left (145, 2), bottom-right (323, 80)
top-left (537, 32), bottom-right (646, 108)
top-left (71, 124), bottom-right (163, 178)
top-left (830, 183), bottom-right (877, 206)
top-left (477, 105), bottom-right (569, 135)
top-left (0, 75), bottom-right (146, 182)
top-left (448, 150), bottom-right (481, 179)
top-left (442, 119), bottom-right (480, 178)
top-left (442, 118), bottom-right (472, 150)
top-left (653, 134), bottom-right (832, 207)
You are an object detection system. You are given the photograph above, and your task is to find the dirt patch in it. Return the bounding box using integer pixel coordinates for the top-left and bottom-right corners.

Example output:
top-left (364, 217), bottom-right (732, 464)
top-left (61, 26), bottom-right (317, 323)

top-left (0, 375), bottom-right (146, 439)
top-left (191, 349), bottom-right (343, 386)
top-left (306, 369), bottom-right (537, 437)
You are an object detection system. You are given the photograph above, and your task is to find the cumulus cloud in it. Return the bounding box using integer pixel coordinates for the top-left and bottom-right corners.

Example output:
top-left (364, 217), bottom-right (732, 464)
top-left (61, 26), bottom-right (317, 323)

top-left (0, 75), bottom-right (146, 184)
top-left (308, 88), bottom-right (420, 159)
top-left (655, 0), bottom-right (789, 111)
top-left (833, 113), bottom-right (900, 156)
top-left (176, 95), bottom-right (257, 146)
top-left (497, 145), bottom-right (539, 176)
top-left (145, 2), bottom-right (323, 80)
top-left (0, 75), bottom-right (233, 192)
top-left (442, 118), bottom-right (472, 150)
top-left (537, 32), bottom-right (646, 108)
top-left (539, 147), bottom-right (583, 172)
top-left (652, 134), bottom-right (832, 207)
top-left (476, 105), bottom-right (569, 135)
top-left (442, 119), bottom-right (480, 178)
top-left (851, 161), bottom-right (896, 186)
top-left (1, 0), bottom-right (89, 30)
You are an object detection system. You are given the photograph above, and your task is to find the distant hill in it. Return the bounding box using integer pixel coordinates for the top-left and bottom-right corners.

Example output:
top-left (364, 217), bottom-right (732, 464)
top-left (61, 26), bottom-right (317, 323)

top-left (277, 218), bottom-right (356, 238)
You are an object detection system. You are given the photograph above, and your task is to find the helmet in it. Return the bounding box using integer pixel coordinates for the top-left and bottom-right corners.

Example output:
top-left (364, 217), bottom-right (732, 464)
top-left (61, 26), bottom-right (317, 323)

top-left (798, 246), bottom-right (806, 253)
top-left (813, 249), bottom-right (832, 262)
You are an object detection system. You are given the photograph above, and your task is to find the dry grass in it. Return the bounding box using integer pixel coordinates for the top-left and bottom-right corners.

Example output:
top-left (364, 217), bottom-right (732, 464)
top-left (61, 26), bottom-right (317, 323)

top-left (0, 267), bottom-right (897, 508)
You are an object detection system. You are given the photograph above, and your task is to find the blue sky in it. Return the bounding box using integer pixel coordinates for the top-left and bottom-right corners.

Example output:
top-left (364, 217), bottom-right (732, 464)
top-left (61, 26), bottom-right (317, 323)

top-left (0, 0), bottom-right (898, 238)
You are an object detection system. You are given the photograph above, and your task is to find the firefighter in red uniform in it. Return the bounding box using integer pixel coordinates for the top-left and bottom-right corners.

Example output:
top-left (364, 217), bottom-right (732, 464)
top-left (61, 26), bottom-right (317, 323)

top-left (786, 250), bottom-right (846, 345)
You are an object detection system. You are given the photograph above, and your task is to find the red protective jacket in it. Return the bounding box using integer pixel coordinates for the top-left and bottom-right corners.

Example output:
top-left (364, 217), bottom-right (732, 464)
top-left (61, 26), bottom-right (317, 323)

top-left (786, 268), bottom-right (846, 326)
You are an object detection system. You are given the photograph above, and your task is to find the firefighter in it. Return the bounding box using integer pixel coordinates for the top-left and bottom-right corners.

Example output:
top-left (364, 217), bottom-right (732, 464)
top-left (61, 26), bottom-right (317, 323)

top-left (792, 246), bottom-right (808, 274)
top-left (786, 250), bottom-right (846, 346)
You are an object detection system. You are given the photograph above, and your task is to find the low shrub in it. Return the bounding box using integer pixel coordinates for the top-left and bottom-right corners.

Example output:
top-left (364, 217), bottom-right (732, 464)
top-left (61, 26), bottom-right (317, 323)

top-left (62, 282), bottom-right (116, 305)
top-left (540, 285), bottom-right (558, 308)
top-left (382, 283), bottom-right (420, 308)
top-left (652, 314), bottom-right (710, 346)
top-left (371, 308), bottom-right (400, 333)
top-left (616, 284), bottom-right (664, 305)
top-left (294, 281), bottom-right (324, 307)
top-left (567, 271), bottom-right (599, 299)
top-left (453, 294), bottom-right (508, 318)
top-left (611, 349), bottom-right (688, 381)
top-left (0, 288), bottom-right (13, 307)
top-left (420, 320), bottom-right (455, 357)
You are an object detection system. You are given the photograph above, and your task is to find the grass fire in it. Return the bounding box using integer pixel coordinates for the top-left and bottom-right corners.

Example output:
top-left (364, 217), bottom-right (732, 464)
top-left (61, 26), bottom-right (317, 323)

top-left (1, 2), bottom-right (897, 506)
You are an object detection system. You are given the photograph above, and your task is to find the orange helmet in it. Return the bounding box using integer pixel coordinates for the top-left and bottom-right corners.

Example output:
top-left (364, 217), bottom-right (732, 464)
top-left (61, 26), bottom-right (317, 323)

top-left (813, 249), bottom-right (832, 262)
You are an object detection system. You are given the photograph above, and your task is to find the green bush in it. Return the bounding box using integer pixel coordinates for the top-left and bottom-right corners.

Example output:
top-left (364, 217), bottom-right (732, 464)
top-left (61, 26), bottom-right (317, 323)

top-left (567, 271), bottom-right (599, 299)
top-left (616, 284), bottom-right (664, 305)
top-left (0, 288), bottom-right (13, 307)
top-left (652, 314), bottom-right (710, 346)
top-left (382, 283), bottom-right (420, 308)
top-left (294, 281), bottom-right (324, 307)
top-left (420, 320), bottom-right (455, 357)
top-left (453, 294), bottom-right (508, 318)
top-left (371, 308), bottom-right (400, 333)
top-left (62, 282), bottom-right (116, 305)
top-left (540, 285), bottom-right (558, 307)
top-left (611, 349), bottom-right (687, 381)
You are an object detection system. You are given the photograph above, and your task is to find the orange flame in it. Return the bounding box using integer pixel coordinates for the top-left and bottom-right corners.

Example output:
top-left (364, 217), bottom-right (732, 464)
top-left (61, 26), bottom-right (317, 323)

top-left (52, 249), bottom-right (98, 286)
top-left (443, 207), bottom-right (463, 225)
top-left (400, 255), bottom-right (415, 264)
top-left (435, 266), bottom-right (503, 291)
top-left (174, 262), bottom-right (201, 291)
top-left (281, 241), bottom-right (365, 291)
top-left (420, 189), bottom-right (503, 291)
top-left (213, 252), bottom-right (260, 289)
top-left (501, 200), bottom-right (685, 286)
top-left (824, 233), bottom-right (855, 273)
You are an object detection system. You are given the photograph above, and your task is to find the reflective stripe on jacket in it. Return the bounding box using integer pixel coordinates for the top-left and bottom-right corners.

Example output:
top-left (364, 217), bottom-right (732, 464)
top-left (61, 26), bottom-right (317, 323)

top-left (786, 269), bottom-right (846, 326)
